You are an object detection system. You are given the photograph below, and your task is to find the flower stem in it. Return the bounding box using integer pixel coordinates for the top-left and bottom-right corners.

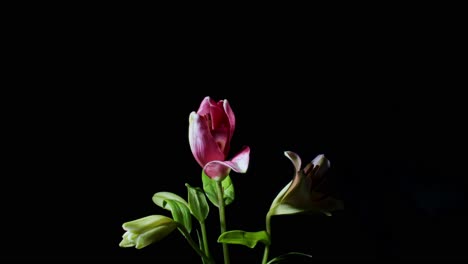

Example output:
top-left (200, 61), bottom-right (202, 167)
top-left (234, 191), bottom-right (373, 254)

top-left (262, 212), bottom-right (273, 264)
top-left (215, 181), bottom-right (230, 264)
top-left (262, 245), bottom-right (270, 264)
top-left (177, 224), bottom-right (212, 264)
top-left (200, 220), bottom-right (211, 259)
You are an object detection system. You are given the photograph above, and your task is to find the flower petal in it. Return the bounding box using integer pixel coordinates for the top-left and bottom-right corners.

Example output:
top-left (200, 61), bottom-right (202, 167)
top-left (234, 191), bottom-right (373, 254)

top-left (284, 151), bottom-right (302, 172)
top-left (122, 215), bottom-right (173, 234)
top-left (203, 146), bottom-right (250, 180)
top-left (196, 96), bottom-right (215, 116)
top-left (308, 154), bottom-right (330, 187)
top-left (270, 203), bottom-right (304, 215)
top-left (209, 101), bottom-right (225, 130)
top-left (135, 221), bottom-right (177, 249)
top-left (223, 99), bottom-right (236, 141)
top-left (209, 101), bottom-right (230, 155)
top-left (269, 180), bottom-right (292, 210)
top-left (311, 154), bottom-right (330, 174)
top-left (281, 171), bottom-right (313, 208)
top-left (189, 112), bottom-right (225, 167)
top-left (119, 231), bottom-right (137, 247)
top-left (229, 145), bottom-right (250, 171)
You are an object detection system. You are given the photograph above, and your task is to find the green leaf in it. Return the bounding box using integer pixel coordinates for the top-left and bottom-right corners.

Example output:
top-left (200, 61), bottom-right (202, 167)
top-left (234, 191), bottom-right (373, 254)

top-left (152, 192), bottom-right (189, 210)
top-left (202, 171), bottom-right (235, 207)
top-left (152, 192), bottom-right (192, 233)
top-left (164, 199), bottom-right (192, 233)
top-left (185, 183), bottom-right (209, 222)
top-left (266, 252), bottom-right (312, 264)
top-left (217, 230), bottom-right (270, 248)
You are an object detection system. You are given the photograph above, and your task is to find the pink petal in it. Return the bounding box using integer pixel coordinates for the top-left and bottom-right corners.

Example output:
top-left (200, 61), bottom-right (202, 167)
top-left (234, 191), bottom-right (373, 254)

top-left (211, 129), bottom-right (229, 157)
top-left (197, 96), bottom-right (217, 116)
top-left (209, 104), bottom-right (224, 130)
top-left (208, 102), bottom-right (230, 155)
top-left (189, 112), bottom-right (225, 167)
top-left (195, 97), bottom-right (230, 155)
top-left (284, 151), bottom-right (302, 172)
top-left (223, 100), bottom-right (236, 141)
top-left (203, 146), bottom-right (250, 180)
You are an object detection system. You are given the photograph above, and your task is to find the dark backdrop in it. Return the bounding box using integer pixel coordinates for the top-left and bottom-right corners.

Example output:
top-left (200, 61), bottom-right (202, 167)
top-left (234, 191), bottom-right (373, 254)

top-left (3, 12), bottom-right (467, 262)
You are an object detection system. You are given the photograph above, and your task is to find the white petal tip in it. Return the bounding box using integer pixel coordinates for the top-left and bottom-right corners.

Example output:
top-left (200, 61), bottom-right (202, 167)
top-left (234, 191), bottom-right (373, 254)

top-left (312, 154), bottom-right (330, 168)
top-left (284, 151), bottom-right (301, 172)
top-left (189, 112), bottom-right (198, 121)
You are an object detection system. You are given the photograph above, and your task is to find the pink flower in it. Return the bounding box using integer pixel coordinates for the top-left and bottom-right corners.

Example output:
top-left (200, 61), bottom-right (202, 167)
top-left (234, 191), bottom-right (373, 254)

top-left (189, 96), bottom-right (250, 181)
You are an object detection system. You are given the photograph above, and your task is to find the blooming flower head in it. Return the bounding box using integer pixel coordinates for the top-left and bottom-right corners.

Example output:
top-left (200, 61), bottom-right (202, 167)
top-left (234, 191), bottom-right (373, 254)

top-left (189, 96), bottom-right (250, 181)
top-left (269, 151), bottom-right (343, 216)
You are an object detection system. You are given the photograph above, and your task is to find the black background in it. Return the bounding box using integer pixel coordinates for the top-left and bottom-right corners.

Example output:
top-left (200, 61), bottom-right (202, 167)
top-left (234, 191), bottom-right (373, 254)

top-left (3, 9), bottom-right (467, 262)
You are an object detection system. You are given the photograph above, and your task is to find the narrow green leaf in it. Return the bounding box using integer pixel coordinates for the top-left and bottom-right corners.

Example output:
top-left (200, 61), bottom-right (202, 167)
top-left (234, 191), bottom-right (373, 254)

top-left (152, 192), bottom-right (192, 233)
top-left (266, 252), bottom-right (312, 264)
top-left (217, 230), bottom-right (270, 248)
top-left (202, 171), bottom-right (235, 207)
top-left (152, 192), bottom-right (189, 210)
top-left (164, 199), bottom-right (192, 233)
top-left (186, 183), bottom-right (209, 222)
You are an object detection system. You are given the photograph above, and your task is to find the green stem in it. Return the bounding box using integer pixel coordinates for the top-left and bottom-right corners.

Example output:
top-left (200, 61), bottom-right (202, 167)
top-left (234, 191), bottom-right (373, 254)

top-left (200, 220), bottom-right (211, 259)
top-left (215, 181), bottom-right (230, 264)
top-left (265, 211), bottom-right (272, 235)
top-left (262, 245), bottom-right (270, 264)
top-left (262, 212), bottom-right (273, 264)
top-left (177, 224), bottom-right (212, 264)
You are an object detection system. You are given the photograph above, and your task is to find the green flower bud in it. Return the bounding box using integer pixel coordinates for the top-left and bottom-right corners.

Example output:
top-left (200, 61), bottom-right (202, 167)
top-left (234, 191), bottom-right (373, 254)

top-left (119, 215), bottom-right (177, 249)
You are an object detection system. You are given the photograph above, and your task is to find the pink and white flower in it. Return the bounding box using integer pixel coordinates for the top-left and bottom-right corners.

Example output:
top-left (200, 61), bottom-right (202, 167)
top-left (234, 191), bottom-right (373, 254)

top-left (189, 96), bottom-right (250, 181)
